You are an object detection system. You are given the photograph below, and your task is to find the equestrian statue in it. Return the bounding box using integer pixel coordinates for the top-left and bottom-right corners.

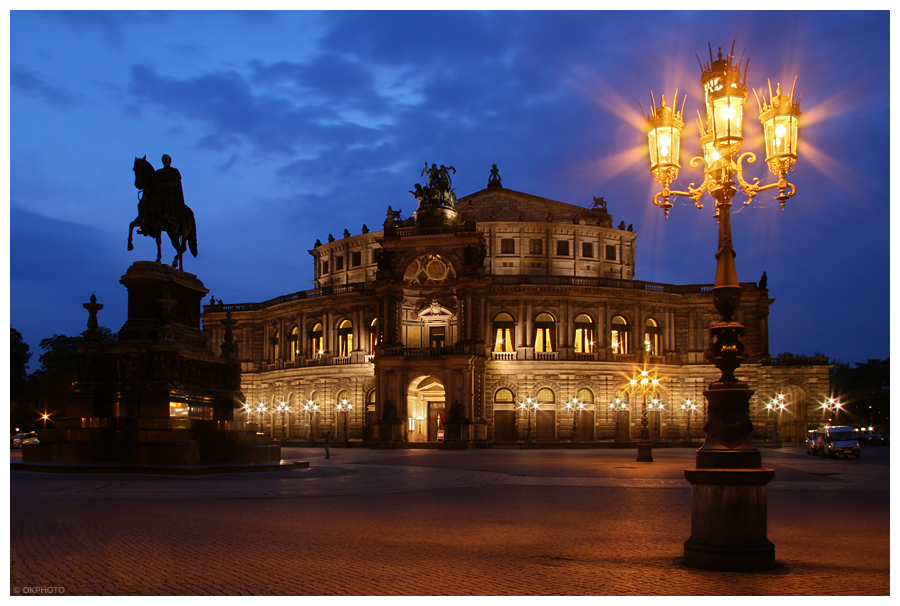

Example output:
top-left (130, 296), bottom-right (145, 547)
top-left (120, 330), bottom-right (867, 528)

top-left (128, 154), bottom-right (198, 270)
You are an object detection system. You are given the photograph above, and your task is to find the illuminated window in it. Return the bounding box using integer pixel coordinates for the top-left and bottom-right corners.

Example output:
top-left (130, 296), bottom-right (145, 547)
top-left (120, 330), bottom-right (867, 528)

top-left (337, 319), bottom-right (353, 357)
top-left (534, 312), bottom-right (556, 353)
top-left (644, 318), bottom-right (662, 356)
top-left (368, 318), bottom-right (378, 354)
top-left (611, 315), bottom-right (630, 355)
top-left (492, 312), bottom-right (516, 352)
top-left (576, 388), bottom-right (593, 407)
top-left (429, 326), bottom-right (445, 348)
top-left (270, 327), bottom-right (280, 361)
top-left (536, 388), bottom-right (555, 407)
top-left (494, 388), bottom-right (515, 404)
top-left (500, 239), bottom-right (515, 254)
top-left (310, 323), bottom-right (324, 359)
top-left (288, 326), bottom-right (298, 362)
top-left (574, 314), bottom-right (595, 354)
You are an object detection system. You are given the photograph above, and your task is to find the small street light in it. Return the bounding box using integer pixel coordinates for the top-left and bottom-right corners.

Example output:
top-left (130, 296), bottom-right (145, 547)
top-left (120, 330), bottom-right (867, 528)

top-left (765, 394), bottom-right (788, 443)
top-left (681, 399), bottom-right (698, 442)
top-left (565, 397), bottom-right (585, 444)
top-left (519, 398), bottom-right (537, 444)
top-left (336, 399), bottom-right (354, 446)
top-left (821, 397), bottom-right (843, 425)
top-left (275, 401), bottom-right (290, 445)
top-left (257, 403), bottom-right (268, 436)
top-left (304, 400), bottom-right (319, 442)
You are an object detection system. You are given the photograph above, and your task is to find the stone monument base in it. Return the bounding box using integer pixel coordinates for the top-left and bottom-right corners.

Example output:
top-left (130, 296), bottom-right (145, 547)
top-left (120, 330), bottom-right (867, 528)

top-left (24, 418), bottom-right (280, 466)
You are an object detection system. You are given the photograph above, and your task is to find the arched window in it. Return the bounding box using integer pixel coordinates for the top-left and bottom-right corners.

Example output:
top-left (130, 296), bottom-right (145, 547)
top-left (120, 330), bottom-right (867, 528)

top-left (368, 318), bottom-right (378, 354)
top-left (576, 388), bottom-right (594, 407)
top-left (611, 315), bottom-right (630, 355)
top-left (288, 326), bottom-right (298, 362)
top-left (492, 312), bottom-right (516, 352)
top-left (644, 318), bottom-right (662, 356)
top-left (270, 326), bottom-right (280, 362)
top-left (534, 313), bottom-right (556, 353)
top-left (574, 313), bottom-right (595, 354)
top-left (336, 390), bottom-right (351, 411)
top-left (536, 388), bottom-right (555, 408)
top-left (310, 323), bottom-right (324, 359)
top-left (337, 319), bottom-right (353, 357)
top-left (494, 388), bottom-right (515, 406)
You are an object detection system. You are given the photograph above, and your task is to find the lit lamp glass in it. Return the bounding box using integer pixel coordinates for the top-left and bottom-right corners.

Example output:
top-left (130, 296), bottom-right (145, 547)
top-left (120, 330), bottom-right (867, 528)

top-left (700, 48), bottom-right (748, 155)
top-left (644, 93), bottom-right (684, 186)
top-left (757, 79), bottom-right (801, 177)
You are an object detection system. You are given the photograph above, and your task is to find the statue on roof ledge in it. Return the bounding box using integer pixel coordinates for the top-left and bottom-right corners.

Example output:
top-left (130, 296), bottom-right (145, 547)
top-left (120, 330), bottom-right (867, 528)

top-left (412, 162), bottom-right (457, 209)
top-left (488, 163), bottom-right (502, 188)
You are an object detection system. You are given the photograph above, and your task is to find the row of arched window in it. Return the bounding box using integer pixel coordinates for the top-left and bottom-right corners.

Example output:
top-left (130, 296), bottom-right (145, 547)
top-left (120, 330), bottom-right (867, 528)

top-left (271, 318), bottom-right (379, 361)
top-left (494, 387), bottom-right (596, 406)
top-left (267, 311), bottom-right (662, 361)
top-left (492, 312), bottom-right (662, 356)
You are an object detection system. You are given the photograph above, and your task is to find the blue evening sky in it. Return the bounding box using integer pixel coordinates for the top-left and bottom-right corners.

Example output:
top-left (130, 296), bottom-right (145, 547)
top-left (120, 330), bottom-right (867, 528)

top-left (7, 9), bottom-right (892, 367)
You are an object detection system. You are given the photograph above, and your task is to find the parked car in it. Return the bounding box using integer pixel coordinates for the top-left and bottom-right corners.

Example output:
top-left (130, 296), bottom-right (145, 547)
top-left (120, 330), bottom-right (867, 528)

top-left (806, 429), bottom-right (819, 455)
top-left (11, 432), bottom-right (39, 448)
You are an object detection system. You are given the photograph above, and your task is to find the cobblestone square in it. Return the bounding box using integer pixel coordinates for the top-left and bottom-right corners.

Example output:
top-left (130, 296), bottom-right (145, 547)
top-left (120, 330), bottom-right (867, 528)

top-left (10, 446), bottom-right (890, 596)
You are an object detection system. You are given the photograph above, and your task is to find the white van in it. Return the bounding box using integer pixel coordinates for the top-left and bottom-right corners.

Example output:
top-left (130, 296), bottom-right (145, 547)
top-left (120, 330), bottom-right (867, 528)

top-left (816, 425), bottom-right (860, 459)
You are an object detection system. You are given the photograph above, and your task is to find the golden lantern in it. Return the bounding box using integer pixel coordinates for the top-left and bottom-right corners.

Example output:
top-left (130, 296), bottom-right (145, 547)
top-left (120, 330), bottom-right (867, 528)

top-left (700, 45), bottom-right (748, 155)
top-left (756, 78), bottom-right (802, 178)
top-left (644, 91), bottom-right (685, 186)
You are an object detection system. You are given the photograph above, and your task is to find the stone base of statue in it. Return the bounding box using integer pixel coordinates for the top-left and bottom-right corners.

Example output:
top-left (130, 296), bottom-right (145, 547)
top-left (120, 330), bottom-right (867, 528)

top-left (682, 386), bottom-right (776, 571)
top-left (22, 262), bottom-right (287, 472)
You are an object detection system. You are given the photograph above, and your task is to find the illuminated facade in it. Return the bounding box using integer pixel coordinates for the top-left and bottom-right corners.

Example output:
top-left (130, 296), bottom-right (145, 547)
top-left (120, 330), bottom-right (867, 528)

top-left (202, 168), bottom-right (829, 445)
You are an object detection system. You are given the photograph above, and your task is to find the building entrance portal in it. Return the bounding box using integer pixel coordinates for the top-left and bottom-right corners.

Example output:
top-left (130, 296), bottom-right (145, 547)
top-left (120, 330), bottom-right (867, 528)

top-left (407, 376), bottom-right (445, 443)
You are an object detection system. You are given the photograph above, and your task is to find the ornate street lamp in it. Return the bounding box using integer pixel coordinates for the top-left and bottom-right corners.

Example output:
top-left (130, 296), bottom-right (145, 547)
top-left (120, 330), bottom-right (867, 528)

top-left (624, 365), bottom-right (663, 462)
top-left (641, 43), bottom-right (802, 571)
top-left (336, 399), bottom-right (354, 446)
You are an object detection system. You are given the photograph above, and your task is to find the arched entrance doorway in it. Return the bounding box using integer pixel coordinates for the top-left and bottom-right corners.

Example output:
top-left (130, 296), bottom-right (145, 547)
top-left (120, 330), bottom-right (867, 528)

top-left (407, 375), bottom-right (446, 443)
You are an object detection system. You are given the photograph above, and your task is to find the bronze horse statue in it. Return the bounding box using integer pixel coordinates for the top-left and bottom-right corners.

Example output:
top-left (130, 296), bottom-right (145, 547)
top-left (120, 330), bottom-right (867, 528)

top-left (128, 156), bottom-right (197, 270)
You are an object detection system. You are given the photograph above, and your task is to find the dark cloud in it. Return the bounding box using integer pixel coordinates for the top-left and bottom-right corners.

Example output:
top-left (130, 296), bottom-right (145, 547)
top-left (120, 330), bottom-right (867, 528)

top-left (10, 65), bottom-right (80, 109)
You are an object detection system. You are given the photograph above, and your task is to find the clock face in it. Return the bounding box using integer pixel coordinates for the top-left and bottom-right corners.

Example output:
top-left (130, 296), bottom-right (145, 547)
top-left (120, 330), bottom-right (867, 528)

top-left (404, 254), bottom-right (456, 285)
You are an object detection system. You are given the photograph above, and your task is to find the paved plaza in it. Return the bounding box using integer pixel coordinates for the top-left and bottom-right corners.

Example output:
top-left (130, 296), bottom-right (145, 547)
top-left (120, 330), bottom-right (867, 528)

top-left (9, 446), bottom-right (890, 596)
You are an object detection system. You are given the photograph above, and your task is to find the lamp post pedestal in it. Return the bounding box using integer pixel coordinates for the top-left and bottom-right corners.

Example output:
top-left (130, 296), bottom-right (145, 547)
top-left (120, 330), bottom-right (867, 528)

top-left (683, 467), bottom-right (775, 571)
top-left (682, 334), bottom-right (775, 571)
top-left (637, 405), bottom-right (653, 462)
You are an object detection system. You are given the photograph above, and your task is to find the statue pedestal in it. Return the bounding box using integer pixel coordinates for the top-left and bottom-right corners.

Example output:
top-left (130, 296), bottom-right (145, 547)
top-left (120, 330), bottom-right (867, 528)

top-left (23, 262), bottom-right (283, 471)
